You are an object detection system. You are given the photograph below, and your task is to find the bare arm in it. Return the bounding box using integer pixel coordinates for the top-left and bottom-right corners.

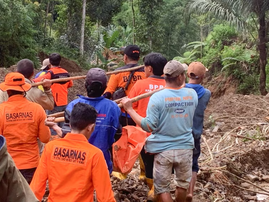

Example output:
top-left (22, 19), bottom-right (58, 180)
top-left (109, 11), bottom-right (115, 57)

top-left (121, 97), bottom-right (143, 127)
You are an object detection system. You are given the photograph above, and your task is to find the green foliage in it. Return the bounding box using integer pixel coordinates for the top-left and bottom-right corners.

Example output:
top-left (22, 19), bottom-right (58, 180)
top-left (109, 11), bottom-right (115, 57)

top-left (174, 41), bottom-right (206, 63)
top-left (221, 44), bottom-right (257, 74)
top-left (202, 24), bottom-right (237, 67)
top-left (0, 0), bottom-right (37, 67)
top-left (87, 0), bottom-right (124, 26)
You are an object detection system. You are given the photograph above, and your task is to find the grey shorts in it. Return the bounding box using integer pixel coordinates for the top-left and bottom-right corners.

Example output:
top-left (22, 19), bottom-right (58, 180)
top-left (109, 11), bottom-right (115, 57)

top-left (153, 149), bottom-right (193, 194)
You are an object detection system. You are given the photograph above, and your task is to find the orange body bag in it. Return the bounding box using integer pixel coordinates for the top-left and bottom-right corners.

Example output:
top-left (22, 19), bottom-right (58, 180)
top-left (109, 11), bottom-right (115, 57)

top-left (112, 125), bottom-right (149, 174)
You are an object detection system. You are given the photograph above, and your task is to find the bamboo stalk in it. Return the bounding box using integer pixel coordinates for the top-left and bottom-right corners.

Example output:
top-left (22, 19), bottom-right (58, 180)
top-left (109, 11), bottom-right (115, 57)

top-left (54, 117), bottom-right (65, 123)
top-left (32, 65), bottom-right (144, 87)
top-left (48, 97), bottom-right (125, 118)
top-left (52, 88), bottom-right (164, 123)
top-left (47, 111), bottom-right (64, 118)
top-left (117, 88), bottom-right (164, 108)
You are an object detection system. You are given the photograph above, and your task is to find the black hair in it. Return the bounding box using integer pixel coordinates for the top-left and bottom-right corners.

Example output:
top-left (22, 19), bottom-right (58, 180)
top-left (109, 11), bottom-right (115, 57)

top-left (70, 102), bottom-right (97, 131)
top-left (85, 82), bottom-right (106, 97)
top-left (49, 53), bottom-right (61, 66)
top-left (143, 53), bottom-right (167, 76)
top-left (17, 59), bottom-right (34, 79)
top-left (126, 54), bottom-right (139, 61)
top-left (164, 72), bottom-right (185, 84)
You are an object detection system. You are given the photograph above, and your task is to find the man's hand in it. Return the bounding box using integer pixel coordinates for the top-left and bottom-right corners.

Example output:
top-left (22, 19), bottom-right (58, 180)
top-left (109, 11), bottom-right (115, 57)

top-left (120, 97), bottom-right (133, 112)
top-left (45, 117), bottom-right (57, 128)
top-left (45, 117), bottom-right (63, 138)
top-left (42, 79), bottom-right (52, 91)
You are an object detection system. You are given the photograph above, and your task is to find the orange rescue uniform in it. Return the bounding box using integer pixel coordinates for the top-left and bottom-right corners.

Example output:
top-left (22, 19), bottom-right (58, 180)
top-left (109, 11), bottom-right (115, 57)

top-left (0, 94), bottom-right (50, 169)
top-left (30, 133), bottom-right (116, 202)
top-left (128, 76), bottom-right (165, 117)
top-left (105, 64), bottom-right (145, 96)
top-left (33, 67), bottom-right (73, 106)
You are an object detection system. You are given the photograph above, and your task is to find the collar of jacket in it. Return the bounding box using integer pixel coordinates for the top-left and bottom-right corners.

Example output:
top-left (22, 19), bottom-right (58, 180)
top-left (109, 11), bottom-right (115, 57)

top-left (64, 133), bottom-right (89, 142)
top-left (7, 94), bottom-right (26, 102)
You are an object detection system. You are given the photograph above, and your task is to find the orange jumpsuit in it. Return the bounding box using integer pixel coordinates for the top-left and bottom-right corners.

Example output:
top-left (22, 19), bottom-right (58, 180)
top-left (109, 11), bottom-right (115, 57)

top-left (0, 94), bottom-right (50, 169)
top-left (30, 133), bottom-right (115, 202)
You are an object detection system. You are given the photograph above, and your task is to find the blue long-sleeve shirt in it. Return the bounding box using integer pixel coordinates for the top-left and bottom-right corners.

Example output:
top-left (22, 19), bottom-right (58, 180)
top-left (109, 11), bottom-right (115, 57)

top-left (185, 84), bottom-right (211, 139)
top-left (141, 87), bottom-right (198, 153)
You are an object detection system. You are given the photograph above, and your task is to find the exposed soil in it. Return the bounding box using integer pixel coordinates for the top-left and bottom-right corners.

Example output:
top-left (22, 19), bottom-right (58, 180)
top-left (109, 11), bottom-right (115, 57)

top-left (3, 58), bottom-right (269, 202)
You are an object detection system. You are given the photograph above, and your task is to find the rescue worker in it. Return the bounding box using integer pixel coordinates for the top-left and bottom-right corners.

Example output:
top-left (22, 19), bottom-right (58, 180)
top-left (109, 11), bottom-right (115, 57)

top-left (33, 53), bottom-right (73, 134)
top-left (30, 102), bottom-right (116, 202)
top-left (128, 52), bottom-right (167, 201)
top-left (0, 72), bottom-right (51, 183)
top-left (48, 68), bottom-right (120, 174)
top-left (103, 45), bottom-right (145, 179)
top-left (185, 62), bottom-right (211, 202)
top-left (121, 60), bottom-right (198, 202)
top-left (103, 45), bottom-right (146, 126)
top-left (35, 58), bottom-right (51, 79)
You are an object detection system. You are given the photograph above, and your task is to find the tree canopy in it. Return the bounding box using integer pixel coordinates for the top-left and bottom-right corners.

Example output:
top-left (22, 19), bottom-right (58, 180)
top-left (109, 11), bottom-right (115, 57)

top-left (1, 0), bottom-right (269, 94)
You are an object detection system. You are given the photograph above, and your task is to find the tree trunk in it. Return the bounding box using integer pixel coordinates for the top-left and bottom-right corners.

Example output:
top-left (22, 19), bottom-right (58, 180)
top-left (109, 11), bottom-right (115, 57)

top-left (80, 0), bottom-right (86, 56)
top-left (258, 13), bottom-right (267, 95)
top-left (131, 0), bottom-right (135, 44)
top-left (44, 1), bottom-right (50, 41)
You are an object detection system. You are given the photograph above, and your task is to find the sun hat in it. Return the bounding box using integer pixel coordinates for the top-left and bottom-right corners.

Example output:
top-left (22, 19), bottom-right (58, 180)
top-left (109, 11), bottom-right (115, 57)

top-left (40, 58), bottom-right (50, 70)
top-left (0, 72), bottom-right (31, 92)
top-left (187, 62), bottom-right (208, 79)
top-left (163, 60), bottom-right (186, 77)
top-left (85, 68), bottom-right (107, 87)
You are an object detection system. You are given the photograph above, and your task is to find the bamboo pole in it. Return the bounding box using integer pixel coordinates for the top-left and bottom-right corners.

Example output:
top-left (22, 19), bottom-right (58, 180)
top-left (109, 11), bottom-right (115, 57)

top-left (117, 88), bottom-right (163, 108)
top-left (32, 65), bottom-right (144, 87)
top-left (48, 97), bottom-right (125, 118)
top-left (52, 88), bottom-right (164, 123)
top-left (47, 111), bottom-right (64, 118)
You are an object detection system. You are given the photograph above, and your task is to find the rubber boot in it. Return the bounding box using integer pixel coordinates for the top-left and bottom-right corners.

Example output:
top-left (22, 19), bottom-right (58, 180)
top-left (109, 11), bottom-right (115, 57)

top-left (146, 178), bottom-right (155, 201)
top-left (111, 171), bottom-right (127, 180)
top-left (139, 155), bottom-right (146, 181)
top-left (186, 172), bottom-right (197, 202)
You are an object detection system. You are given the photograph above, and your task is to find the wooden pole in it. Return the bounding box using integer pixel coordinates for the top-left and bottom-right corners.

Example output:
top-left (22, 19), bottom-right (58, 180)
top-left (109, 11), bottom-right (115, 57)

top-left (52, 88), bottom-right (164, 123)
top-left (47, 111), bottom-right (64, 118)
top-left (32, 65), bottom-right (144, 87)
top-left (117, 88), bottom-right (164, 108)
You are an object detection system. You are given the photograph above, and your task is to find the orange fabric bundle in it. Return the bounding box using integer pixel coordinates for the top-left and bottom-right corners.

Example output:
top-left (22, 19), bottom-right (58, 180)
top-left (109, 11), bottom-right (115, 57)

top-left (113, 125), bottom-right (149, 174)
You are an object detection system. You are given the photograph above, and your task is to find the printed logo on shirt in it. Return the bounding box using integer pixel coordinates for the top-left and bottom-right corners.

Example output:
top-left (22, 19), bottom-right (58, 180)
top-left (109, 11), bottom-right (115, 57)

top-left (96, 113), bottom-right (107, 123)
top-left (164, 96), bottom-right (194, 119)
top-left (174, 109), bottom-right (185, 114)
top-left (145, 84), bottom-right (164, 92)
top-left (123, 75), bottom-right (143, 82)
top-left (52, 146), bottom-right (87, 166)
top-left (4, 110), bottom-right (34, 124)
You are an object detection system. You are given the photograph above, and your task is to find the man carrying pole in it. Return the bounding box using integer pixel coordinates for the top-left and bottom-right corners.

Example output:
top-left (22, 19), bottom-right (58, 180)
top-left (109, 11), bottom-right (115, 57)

top-left (121, 60), bottom-right (198, 202)
top-left (0, 72), bottom-right (51, 184)
top-left (33, 53), bottom-right (73, 134)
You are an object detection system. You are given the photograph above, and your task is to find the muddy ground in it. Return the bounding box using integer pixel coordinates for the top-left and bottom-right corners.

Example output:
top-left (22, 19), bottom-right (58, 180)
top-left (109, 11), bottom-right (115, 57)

top-left (2, 59), bottom-right (269, 202)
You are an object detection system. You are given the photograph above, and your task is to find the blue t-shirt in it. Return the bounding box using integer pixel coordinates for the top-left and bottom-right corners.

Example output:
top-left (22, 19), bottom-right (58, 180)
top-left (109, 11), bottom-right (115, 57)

top-left (141, 87), bottom-right (198, 153)
top-left (62, 95), bottom-right (121, 173)
top-left (185, 84), bottom-right (211, 139)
